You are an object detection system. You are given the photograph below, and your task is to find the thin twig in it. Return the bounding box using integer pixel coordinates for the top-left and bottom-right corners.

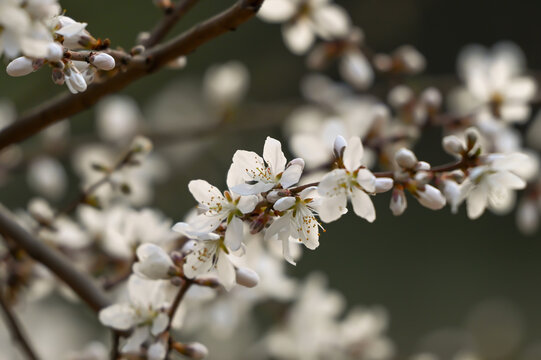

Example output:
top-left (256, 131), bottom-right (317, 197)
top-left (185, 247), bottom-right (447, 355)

top-left (166, 278), bottom-right (193, 331)
top-left (0, 288), bottom-right (40, 360)
top-left (141, 0), bottom-right (201, 48)
top-left (0, 0), bottom-right (265, 151)
top-left (109, 331), bottom-right (120, 360)
top-left (0, 204), bottom-right (111, 312)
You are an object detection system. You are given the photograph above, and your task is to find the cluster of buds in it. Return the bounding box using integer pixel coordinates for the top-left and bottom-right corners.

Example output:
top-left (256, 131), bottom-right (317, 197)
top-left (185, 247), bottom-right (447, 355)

top-left (5, 16), bottom-right (116, 94)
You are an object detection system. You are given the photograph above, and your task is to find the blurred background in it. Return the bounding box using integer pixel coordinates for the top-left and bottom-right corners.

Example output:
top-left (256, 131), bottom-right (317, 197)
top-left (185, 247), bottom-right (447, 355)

top-left (2, 0), bottom-right (541, 358)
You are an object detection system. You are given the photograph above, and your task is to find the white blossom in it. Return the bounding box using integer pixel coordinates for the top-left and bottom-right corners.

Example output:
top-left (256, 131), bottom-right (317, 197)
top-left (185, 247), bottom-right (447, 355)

top-left (99, 276), bottom-right (174, 355)
top-left (462, 153), bottom-right (537, 219)
top-left (265, 186), bottom-right (321, 264)
top-left (450, 42), bottom-right (536, 124)
top-left (229, 136), bottom-right (304, 195)
top-left (317, 136), bottom-right (378, 223)
top-left (172, 222), bottom-right (238, 291)
top-left (258, 0), bottom-right (351, 55)
top-left (133, 243), bottom-right (176, 280)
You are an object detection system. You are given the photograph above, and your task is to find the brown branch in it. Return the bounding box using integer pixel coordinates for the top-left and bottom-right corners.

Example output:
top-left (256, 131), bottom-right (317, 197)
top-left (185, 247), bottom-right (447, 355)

top-left (167, 278), bottom-right (193, 331)
top-left (0, 288), bottom-right (40, 360)
top-left (0, 204), bottom-right (111, 312)
top-left (141, 0), bottom-right (201, 48)
top-left (0, 0), bottom-right (264, 152)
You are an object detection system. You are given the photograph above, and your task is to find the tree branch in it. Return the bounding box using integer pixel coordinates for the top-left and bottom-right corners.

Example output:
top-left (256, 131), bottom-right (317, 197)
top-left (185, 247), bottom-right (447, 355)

top-left (0, 288), bottom-right (40, 360)
top-left (0, 0), bottom-right (264, 152)
top-left (0, 204), bottom-right (111, 312)
top-left (141, 0), bottom-right (201, 48)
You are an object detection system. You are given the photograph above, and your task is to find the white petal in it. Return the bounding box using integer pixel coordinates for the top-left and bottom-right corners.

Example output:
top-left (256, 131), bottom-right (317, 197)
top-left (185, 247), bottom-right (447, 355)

top-left (257, 0), bottom-right (297, 22)
top-left (280, 159), bottom-right (304, 188)
top-left (318, 169), bottom-right (348, 197)
top-left (350, 187), bottom-right (375, 222)
top-left (339, 51), bottom-right (374, 90)
top-left (283, 18), bottom-right (315, 55)
top-left (231, 181), bottom-right (275, 195)
top-left (318, 192), bottom-right (347, 223)
top-left (274, 196), bottom-right (296, 211)
top-left (151, 313), bottom-right (169, 336)
top-left (263, 136), bottom-right (287, 176)
top-left (188, 179), bottom-right (225, 208)
top-left (311, 4), bottom-right (350, 39)
top-left (224, 217), bottom-right (244, 251)
top-left (356, 168), bottom-right (376, 193)
top-left (148, 342), bottom-right (167, 360)
top-left (99, 304), bottom-right (137, 330)
top-left (236, 195), bottom-right (258, 214)
top-left (503, 76), bottom-right (537, 101)
top-left (122, 327), bottom-right (149, 353)
top-left (216, 253), bottom-right (236, 291)
top-left (467, 184), bottom-right (489, 219)
top-left (343, 136), bottom-right (364, 171)
top-left (264, 214), bottom-right (291, 241)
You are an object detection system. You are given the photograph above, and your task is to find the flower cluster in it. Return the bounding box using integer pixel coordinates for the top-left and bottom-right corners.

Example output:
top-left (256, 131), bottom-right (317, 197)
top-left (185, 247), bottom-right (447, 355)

top-left (5, 13), bottom-right (116, 93)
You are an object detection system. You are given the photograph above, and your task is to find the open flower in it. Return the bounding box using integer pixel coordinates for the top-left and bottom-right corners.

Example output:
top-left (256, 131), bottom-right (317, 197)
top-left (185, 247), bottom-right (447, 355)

top-left (229, 136), bottom-right (304, 196)
top-left (187, 176), bottom-right (258, 250)
top-left (264, 186), bottom-right (321, 264)
top-left (317, 136), bottom-right (378, 223)
top-left (462, 152), bottom-right (537, 219)
top-left (258, 0), bottom-right (350, 55)
top-left (133, 243), bottom-right (176, 280)
top-left (172, 222), bottom-right (239, 290)
top-left (99, 276), bottom-right (173, 356)
top-left (451, 42), bottom-right (537, 124)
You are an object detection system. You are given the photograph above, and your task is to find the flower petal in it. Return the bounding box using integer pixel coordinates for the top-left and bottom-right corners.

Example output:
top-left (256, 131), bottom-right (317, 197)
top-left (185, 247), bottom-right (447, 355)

top-left (350, 187), bottom-right (375, 222)
top-left (224, 216), bottom-right (244, 251)
top-left (343, 137), bottom-right (364, 171)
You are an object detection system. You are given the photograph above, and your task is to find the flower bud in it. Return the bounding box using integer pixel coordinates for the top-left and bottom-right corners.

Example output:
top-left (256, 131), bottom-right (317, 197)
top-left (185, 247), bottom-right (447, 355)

top-left (333, 135), bottom-right (347, 157)
top-left (28, 198), bottom-right (54, 223)
top-left (395, 148), bottom-right (417, 169)
top-left (442, 135), bottom-right (464, 155)
top-left (375, 177), bottom-right (393, 193)
top-left (235, 267), bottom-right (259, 288)
top-left (51, 67), bottom-right (65, 85)
top-left (390, 187), bottom-right (407, 216)
top-left (287, 158), bottom-right (305, 171)
top-left (388, 85), bottom-right (413, 108)
top-left (267, 189), bottom-right (288, 203)
top-left (415, 161), bottom-right (431, 171)
top-left (173, 342), bottom-right (208, 359)
top-left (416, 184), bottom-right (446, 210)
top-left (6, 57), bottom-right (35, 77)
top-left (46, 42), bottom-right (64, 61)
top-left (133, 243), bottom-right (175, 280)
top-left (421, 87), bottom-right (442, 108)
top-left (516, 199), bottom-right (539, 235)
top-left (465, 127), bottom-right (480, 152)
top-left (442, 179), bottom-right (462, 213)
top-left (90, 53), bottom-right (115, 70)
top-left (130, 135), bottom-right (153, 154)
top-left (274, 196), bottom-right (296, 211)
top-left (65, 66), bottom-right (87, 93)
top-left (168, 56), bottom-right (187, 69)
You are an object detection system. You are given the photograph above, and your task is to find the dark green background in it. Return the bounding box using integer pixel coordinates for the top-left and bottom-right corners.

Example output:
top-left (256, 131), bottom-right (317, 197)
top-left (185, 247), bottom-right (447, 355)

top-left (1, 1), bottom-right (541, 358)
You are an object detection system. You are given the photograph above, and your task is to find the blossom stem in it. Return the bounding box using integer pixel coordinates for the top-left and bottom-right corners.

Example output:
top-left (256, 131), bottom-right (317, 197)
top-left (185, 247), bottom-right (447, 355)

top-left (0, 204), bottom-right (111, 312)
top-left (141, 0), bottom-right (201, 48)
top-left (0, 0), bottom-right (265, 151)
top-left (0, 288), bottom-right (40, 360)
top-left (290, 158), bottom-right (469, 193)
top-left (166, 278), bottom-right (193, 331)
